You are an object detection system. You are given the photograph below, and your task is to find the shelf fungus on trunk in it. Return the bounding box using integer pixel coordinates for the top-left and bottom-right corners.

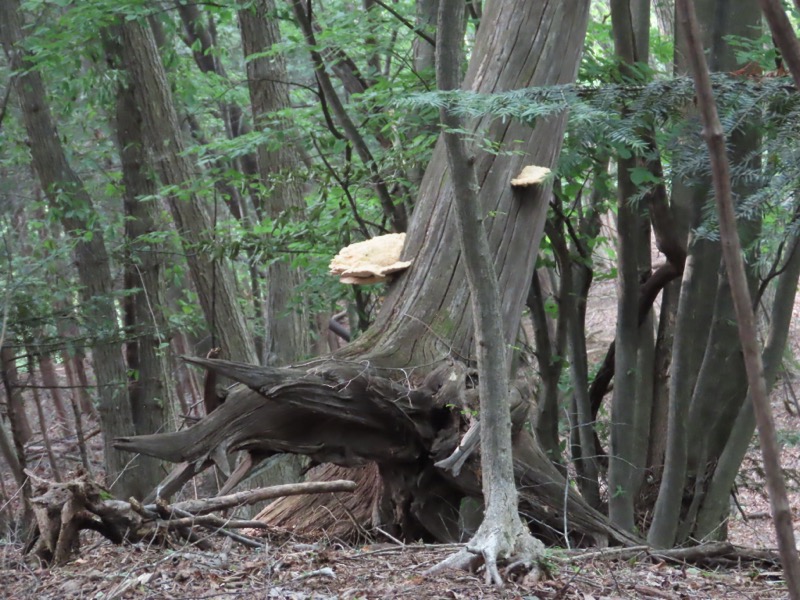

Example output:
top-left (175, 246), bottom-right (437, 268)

top-left (329, 232), bottom-right (412, 284)
top-left (510, 165), bottom-right (551, 189)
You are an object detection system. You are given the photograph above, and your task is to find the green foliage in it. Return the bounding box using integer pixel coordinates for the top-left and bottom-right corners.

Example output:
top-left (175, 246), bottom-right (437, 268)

top-left (3, 0), bottom-right (798, 381)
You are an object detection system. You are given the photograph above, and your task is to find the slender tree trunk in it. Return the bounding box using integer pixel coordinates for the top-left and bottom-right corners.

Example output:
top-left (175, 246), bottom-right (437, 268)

top-left (119, 19), bottom-right (258, 365)
top-left (1, 345), bottom-right (32, 445)
top-left (608, 0), bottom-right (649, 532)
top-left (56, 311), bottom-right (97, 418)
top-left (654, 0), bottom-right (674, 39)
top-left (695, 236), bottom-right (800, 539)
top-left (172, 333), bottom-right (200, 416)
top-left (37, 353), bottom-right (70, 436)
top-left (527, 269), bottom-right (565, 463)
top-left (0, 345), bottom-right (32, 518)
top-left (646, 278), bottom-right (679, 471)
top-left (413, 0), bottom-right (437, 76)
top-left (69, 384), bottom-right (92, 473)
top-left (678, 0), bottom-right (800, 592)
top-left (649, 0), bottom-right (761, 547)
top-left (239, 0), bottom-right (310, 365)
top-left (0, 414), bottom-right (24, 490)
top-left (28, 354), bottom-right (62, 482)
top-left (432, 0), bottom-right (545, 579)
top-left (545, 209), bottom-right (600, 507)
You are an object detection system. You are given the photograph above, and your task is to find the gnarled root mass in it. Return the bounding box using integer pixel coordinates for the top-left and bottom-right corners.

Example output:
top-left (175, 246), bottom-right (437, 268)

top-left (24, 469), bottom-right (356, 566)
top-left (426, 517), bottom-right (546, 586)
top-left (115, 357), bottom-right (639, 548)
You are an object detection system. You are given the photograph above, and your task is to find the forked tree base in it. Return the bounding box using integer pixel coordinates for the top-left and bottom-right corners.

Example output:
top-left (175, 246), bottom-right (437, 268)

top-left (426, 517), bottom-right (547, 586)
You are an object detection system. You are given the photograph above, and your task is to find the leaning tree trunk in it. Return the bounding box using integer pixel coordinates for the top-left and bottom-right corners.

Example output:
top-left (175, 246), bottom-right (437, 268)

top-left (117, 0), bottom-right (637, 548)
top-left (0, 0), bottom-right (139, 498)
top-left (341, 0), bottom-right (590, 366)
top-left (678, 0), bottom-right (800, 588)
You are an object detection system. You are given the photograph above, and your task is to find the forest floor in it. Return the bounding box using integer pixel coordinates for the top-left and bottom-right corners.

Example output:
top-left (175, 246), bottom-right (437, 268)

top-left (0, 531), bottom-right (791, 599)
top-left (3, 274), bottom-right (800, 598)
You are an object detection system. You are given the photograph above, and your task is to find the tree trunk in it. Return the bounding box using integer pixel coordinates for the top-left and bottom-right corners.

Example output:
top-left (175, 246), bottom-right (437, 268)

top-left (677, 0), bottom-right (800, 590)
top-left (37, 353), bottom-right (70, 437)
top-left (0, 0), bottom-right (137, 498)
top-left (117, 0), bottom-right (602, 554)
top-left (649, 0), bottom-right (762, 547)
top-left (119, 19), bottom-right (258, 365)
top-left (432, 0), bottom-right (544, 580)
top-left (27, 353), bottom-right (63, 482)
top-left (608, 0), bottom-right (649, 533)
top-left (342, 0), bottom-right (590, 367)
top-left (527, 269), bottom-right (565, 463)
top-left (239, 0), bottom-right (310, 365)
top-left (694, 235), bottom-right (800, 539)
top-left (545, 202), bottom-right (601, 507)
top-left (1, 345), bottom-right (32, 445)
top-left (56, 311), bottom-right (97, 418)
top-left (106, 31), bottom-right (176, 496)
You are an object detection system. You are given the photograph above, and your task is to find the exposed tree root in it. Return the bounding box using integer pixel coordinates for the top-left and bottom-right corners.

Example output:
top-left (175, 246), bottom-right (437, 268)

top-left (426, 520), bottom-right (546, 586)
top-left (116, 357), bottom-right (639, 547)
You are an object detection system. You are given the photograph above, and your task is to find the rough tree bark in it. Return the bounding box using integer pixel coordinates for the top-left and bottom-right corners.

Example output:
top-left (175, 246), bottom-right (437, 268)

top-left (119, 19), bottom-right (258, 365)
top-left (106, 31), bottom-right (175, 496)
top-left (427, 0), bottom-right (544, 583)
top-left (116, 0), bottom-right (628, 563)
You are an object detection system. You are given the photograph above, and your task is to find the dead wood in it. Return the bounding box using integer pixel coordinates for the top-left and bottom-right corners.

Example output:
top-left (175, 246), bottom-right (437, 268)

top-left (115, 357), bottom-right (641, 549)
top-left (115, 358), bottom-right (438, 467)
top-left (568, 541), bottom-right (781, 568)
top-left (172, 479), bottom-right (357, 514)
top-left (23, 470), bottom-right (358, 566)
top-left (27, 471), bottom-right (150, 565)
top-left (254, 464), bottom-right (383, 540)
